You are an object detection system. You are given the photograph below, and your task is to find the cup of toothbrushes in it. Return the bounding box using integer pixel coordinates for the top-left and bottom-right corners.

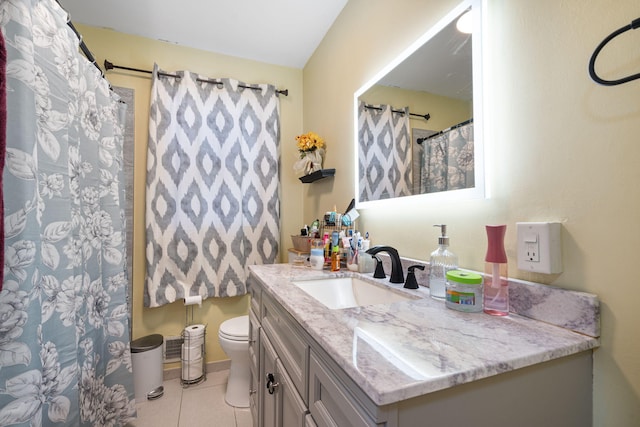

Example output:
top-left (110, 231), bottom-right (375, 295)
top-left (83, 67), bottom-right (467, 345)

top-left (346, 246), bottom-right (358, 271)
top-left (445, 270), bottom-right (483, 313)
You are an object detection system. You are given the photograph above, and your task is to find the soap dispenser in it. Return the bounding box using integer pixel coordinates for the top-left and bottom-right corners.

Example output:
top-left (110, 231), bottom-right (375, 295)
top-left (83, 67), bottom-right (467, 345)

top-left (429, 224), bottom-right (458, 300)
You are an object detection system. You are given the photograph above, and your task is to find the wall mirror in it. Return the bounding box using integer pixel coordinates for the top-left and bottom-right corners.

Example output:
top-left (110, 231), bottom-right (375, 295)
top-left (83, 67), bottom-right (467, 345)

top-left (354, 0), bottom-right (484, 207)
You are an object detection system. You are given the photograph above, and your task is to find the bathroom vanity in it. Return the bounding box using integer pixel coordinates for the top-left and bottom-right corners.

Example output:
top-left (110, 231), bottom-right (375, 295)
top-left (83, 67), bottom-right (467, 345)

top-left (248, 264), bottom-right (599, 427)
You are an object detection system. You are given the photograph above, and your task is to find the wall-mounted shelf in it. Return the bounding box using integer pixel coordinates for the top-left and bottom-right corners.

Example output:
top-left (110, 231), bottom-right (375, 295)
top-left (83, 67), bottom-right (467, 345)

top-left (299, 168), bottom-right (336, 183)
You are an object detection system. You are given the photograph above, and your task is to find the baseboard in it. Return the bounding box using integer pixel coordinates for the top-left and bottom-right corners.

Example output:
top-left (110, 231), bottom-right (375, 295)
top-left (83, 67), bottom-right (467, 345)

top-left (163, 359), bottom-right (231, 381)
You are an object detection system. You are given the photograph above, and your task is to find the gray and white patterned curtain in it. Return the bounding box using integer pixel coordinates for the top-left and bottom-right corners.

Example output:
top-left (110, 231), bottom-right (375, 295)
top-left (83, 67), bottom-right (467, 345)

top-left (1, 0), bottom-right (136, 425)
top-left (358, 101), bottom-right (412, 202)
top-left (421, 122), bottom-right (474, 193)
top-left (145, 66), bottom-right (280, 308)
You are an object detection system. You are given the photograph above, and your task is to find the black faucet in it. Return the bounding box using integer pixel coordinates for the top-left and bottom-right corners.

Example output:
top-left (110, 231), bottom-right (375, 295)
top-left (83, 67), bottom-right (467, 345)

top-left (404, 265), bottom-right (425, 289)
top-left (365, 245), bottom-right (404, 284)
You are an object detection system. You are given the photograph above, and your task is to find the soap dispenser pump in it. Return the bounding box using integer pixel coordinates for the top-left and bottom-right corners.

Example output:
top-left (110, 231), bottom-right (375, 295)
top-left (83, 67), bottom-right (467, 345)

top-left (429, 224), bottom-right (458, 300)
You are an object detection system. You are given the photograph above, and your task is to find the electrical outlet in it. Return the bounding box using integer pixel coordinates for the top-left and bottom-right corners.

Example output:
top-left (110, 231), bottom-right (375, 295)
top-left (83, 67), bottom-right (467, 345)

top-left (517, 222), bottom-right (562, 274)
top-left (523, 230), bottom-right (540, 262)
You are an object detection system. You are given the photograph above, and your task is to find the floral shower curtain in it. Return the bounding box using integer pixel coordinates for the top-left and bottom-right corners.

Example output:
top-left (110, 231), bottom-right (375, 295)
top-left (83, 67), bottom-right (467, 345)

top-left (421, 121), bottom-right (474, 193)
top-left (145, 66), bottom-right (280, 308)
top-left (1, 1), bottom-right (135, 426)
top-left (358, 101), bottom-right (412, 202)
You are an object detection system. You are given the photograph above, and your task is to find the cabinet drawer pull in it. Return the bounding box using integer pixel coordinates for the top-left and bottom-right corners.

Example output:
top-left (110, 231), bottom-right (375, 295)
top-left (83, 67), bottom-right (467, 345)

top-left (266, 373), bottom-right (280, 394)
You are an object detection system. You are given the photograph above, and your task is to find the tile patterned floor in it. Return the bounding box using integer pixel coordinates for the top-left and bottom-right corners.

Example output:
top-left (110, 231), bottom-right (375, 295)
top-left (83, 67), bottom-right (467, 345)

top-left (126, 370), bottom-right (252, 427)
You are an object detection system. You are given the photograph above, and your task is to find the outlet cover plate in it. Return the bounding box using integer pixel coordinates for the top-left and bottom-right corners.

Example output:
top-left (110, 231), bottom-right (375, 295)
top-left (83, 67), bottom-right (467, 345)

top-left (516, 222), bottom-right (562, 274)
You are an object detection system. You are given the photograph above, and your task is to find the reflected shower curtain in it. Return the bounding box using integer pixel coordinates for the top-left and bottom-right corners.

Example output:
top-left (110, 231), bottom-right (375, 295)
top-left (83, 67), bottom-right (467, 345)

top-left (1, 0), bottom-right (135, 426)
top-left (358, 101), bottom-right (412, 202)
top-left (145, 67), bottom-right (280, 308)
top-left (421, 122), bottom-right (474, 193)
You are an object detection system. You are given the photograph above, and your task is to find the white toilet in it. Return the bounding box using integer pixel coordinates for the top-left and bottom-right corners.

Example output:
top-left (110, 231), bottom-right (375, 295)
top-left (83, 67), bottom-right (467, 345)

top-left (218, 315), bottom-right (250, 407)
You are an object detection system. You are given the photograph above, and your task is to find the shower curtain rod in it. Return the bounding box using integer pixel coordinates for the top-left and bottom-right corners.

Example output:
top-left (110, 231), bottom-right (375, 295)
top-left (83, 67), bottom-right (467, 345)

top-left (417, 118), bottom-right (473, 145)
top-left (364, 104), bottom-right (430, 121)
top-left (57, 1), bottom-right (104, 79)
top-left (104, 60), bottom-right (289, 96)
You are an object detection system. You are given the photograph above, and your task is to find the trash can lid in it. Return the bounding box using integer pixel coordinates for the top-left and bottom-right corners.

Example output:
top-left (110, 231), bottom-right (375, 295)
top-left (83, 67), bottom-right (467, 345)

top-left (131, 334), bottom-right (164, 353)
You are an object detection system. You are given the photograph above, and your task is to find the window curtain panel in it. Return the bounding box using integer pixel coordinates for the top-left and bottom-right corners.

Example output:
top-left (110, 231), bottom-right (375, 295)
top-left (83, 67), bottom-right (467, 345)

top-left (1, 0), bottom-right (135, 426)
top-left (145, 66), bottom-right (280, 308)
top-left (358, 101), bottom-right (412, 202)
top-left (421, 122), bottom-right (474, 193)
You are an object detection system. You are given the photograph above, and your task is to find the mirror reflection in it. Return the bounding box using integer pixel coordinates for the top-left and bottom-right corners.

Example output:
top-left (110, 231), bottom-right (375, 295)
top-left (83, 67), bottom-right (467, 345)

top-left (355, 1), bottom-right (482, 205)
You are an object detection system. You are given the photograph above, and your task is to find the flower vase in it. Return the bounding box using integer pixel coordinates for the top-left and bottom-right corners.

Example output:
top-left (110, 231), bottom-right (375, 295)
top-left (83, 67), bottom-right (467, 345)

top-left (294, 148), bottom-right (324, 177)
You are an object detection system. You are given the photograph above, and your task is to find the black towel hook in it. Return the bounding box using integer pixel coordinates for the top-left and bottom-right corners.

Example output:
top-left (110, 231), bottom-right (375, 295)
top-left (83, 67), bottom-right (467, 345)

top-left (589, 17), bottom-right (640, 86)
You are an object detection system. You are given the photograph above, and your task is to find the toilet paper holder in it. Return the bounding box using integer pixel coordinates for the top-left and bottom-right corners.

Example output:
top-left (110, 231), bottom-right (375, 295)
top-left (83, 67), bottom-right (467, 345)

top-left (180, 323), bottom-right (207, 387)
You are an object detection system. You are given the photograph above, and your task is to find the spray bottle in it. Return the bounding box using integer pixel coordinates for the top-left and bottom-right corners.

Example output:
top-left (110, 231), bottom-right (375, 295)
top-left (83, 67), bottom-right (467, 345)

top-left (483, 225), bottom-right (509, 316)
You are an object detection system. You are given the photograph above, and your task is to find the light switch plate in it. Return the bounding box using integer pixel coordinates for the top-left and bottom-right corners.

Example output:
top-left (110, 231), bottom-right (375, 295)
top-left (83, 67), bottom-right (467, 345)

top-left (516, 222), bottom-right (562, 274)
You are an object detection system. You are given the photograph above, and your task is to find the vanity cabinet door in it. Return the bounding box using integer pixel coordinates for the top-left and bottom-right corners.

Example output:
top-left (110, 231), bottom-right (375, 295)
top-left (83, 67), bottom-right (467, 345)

top-left (305, 414), bottom-right (318, 427)
top-left (261, 329), bottom-right (278, 427)
top-left (250, 368), bottom-right (259, 427)
top-left (248, 275), bottom-right (261, 316)
top-left (309, 352), bottom-right (378, 427)
top-left (262, 294), bottom-right (309, 404)
top-left (249, 309), bottom-right (260, 373)
top-left (261, 329), bottom-right (307, 427)
top-left (276, 358), bottom-right (307, 427)
top-left (250, 309), bottom-right (261, 427)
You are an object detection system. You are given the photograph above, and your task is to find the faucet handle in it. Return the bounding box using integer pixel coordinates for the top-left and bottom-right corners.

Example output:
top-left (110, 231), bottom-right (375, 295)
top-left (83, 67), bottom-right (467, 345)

top-left (404, 265), bottom-right (425, 289)
top-left (373, 256), bottom-right (386, 279)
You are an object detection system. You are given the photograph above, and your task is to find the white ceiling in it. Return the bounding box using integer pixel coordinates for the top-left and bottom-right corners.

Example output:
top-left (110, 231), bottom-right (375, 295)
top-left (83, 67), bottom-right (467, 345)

top-left (58, 0), bottom-right (348, 69)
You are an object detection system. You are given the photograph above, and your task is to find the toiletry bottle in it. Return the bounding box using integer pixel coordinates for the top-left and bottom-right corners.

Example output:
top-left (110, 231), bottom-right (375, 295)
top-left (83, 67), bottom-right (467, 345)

top-left (311, 219), bottom-right (320, 238)
top-left (483, 225), bottom-right (509, 316)
top-left (309, 239), bottom-right (325, 270)
top-left (331, 245), bottom-right (341, 271)
top-left (429, 224), bottom-right (458, 300)
top-left (323, 232), bottom-right (330, 262)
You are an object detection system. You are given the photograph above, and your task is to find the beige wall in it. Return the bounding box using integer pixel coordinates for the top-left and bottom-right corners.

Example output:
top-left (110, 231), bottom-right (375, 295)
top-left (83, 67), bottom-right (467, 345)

top-left (303, 0), bottom-right (640, 426)
top-left (76, 25), bottom-right (304, 364)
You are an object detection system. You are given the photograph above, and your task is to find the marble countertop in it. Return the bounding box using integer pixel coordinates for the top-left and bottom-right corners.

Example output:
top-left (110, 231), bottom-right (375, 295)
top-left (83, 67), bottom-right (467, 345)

top-left (248, 264), bottom-right (600, 406)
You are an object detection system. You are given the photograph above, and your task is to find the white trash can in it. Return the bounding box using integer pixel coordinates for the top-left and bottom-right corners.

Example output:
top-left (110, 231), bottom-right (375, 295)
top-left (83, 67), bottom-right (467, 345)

top-left (131, 334), bottom-right (164, 401)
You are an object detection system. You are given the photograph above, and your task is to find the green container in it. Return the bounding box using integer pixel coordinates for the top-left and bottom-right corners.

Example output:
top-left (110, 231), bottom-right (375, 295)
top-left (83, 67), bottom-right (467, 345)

top-left (445, 270), bottom-right (483, 312)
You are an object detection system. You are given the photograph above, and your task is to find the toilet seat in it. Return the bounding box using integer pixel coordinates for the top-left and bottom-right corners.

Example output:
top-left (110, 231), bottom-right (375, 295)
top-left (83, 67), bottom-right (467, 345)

top-left (219, 315), bottom-right (249, 342)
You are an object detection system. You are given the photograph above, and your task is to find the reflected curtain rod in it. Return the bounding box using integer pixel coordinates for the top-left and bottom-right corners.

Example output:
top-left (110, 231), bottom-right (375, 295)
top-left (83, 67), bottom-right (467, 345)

top-left (364, 104), bottom-right (430, 121)
top-left (104, 60), bottom-right (289, 96)
top-left (417, 118), bottom-right (473, 144)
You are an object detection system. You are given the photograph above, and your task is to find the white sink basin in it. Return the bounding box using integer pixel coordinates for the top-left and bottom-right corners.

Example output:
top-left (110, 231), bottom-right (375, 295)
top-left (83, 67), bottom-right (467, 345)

top-left (291, 277), bottom-right (415, 309)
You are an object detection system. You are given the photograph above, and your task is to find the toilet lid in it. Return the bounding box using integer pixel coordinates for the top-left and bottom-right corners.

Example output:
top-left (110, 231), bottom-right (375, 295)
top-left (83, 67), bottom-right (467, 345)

top-left (219, 315), bottom-right (249, 340)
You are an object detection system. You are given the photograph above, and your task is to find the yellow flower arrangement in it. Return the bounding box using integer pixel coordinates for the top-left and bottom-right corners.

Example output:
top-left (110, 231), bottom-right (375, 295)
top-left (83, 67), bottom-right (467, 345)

top-left (294, 132), bottom-right (325, 176)
top-left (295, 131), bottom-right (325, 155)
